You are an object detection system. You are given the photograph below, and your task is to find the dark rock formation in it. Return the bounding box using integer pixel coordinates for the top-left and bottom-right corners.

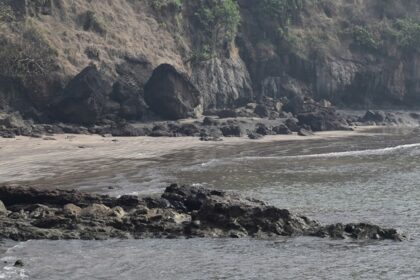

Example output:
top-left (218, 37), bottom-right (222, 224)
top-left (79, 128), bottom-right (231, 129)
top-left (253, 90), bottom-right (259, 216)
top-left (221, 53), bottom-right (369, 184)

top-left (362, 110), bottom-right (387, 123)
top-left (144, 64), bottom-right (201, 120)
top-left (285, 118), bottom-right (300, 132)
top-left (0, 184), bottom-right (405, 242)
top-left (297, 109), bottom-right (350, 132)
top-left (272, 124), bottom-right (292, 135)
top-left (255, 123), bottom-right (271, 135)
top-left (51, 66), bottom-right (112, 125)
top-left (220, 124), bottom-right (244, 137)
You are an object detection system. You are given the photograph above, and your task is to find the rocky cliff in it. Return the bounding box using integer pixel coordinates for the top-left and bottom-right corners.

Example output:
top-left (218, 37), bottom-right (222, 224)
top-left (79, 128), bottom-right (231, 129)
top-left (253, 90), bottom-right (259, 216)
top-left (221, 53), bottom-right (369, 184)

top-left (0, 0), bottom-right (419, 124)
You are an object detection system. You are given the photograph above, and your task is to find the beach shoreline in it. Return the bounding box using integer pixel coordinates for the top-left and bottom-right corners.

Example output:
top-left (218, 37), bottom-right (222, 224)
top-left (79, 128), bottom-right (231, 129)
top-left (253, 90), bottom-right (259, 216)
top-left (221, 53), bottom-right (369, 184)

top-left (0, 126), bottom-right (381, 190)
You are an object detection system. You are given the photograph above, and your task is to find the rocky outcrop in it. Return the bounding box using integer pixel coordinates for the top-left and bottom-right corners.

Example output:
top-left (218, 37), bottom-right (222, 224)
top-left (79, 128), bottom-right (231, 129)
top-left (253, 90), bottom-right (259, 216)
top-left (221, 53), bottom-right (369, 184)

top-left (0, 184), bottom-right (405, 241)
top-left (297, 109), bottom-right (350, 132)
top-left (144, 64), bottom-right (202, 120)
top-left (50, 66), bottom-right (112, 125)
top-left (191, 56), bottom-right (253, 109)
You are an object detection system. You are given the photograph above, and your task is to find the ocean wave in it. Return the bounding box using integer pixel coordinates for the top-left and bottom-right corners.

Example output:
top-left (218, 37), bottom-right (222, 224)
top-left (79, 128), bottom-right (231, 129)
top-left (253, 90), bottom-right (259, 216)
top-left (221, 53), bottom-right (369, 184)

top-left (180, 143), bottom-right (420, 170)
top-left (236, 143), bottom-right (420, 160)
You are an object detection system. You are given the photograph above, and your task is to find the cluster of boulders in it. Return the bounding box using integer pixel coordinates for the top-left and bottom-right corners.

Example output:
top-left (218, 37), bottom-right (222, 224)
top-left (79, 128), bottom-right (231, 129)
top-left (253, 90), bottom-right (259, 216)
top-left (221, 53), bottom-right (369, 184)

top-left (0, 184), bottom-right (405, 241)
top-left (1, 63), bottom-right (417, 140)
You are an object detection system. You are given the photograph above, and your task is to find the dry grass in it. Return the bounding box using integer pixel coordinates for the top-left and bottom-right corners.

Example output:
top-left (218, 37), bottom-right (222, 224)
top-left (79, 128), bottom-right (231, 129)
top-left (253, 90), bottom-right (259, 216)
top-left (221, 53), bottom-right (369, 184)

top-left (0, 0), bottom-right (188, 80)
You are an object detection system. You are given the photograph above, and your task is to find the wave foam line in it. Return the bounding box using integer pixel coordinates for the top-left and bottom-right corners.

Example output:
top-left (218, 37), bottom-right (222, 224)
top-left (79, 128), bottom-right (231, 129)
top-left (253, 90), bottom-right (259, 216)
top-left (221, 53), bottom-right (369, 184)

top-left (236, 143), bottom-right (420, 160)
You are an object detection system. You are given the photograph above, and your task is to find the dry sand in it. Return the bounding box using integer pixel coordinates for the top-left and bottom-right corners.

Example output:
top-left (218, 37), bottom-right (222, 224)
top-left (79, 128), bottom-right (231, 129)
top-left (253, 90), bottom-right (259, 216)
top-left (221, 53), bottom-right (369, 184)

top-left (0, 128), bottom-right (373, 190)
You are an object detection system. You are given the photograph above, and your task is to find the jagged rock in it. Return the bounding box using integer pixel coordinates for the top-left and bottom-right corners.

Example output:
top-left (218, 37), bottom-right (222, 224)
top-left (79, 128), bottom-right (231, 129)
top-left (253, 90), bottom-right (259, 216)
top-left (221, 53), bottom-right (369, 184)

top-left (254, 104), bottom-right (269, 118)
top-left (362, 110), bottom-right (387, 123)
top-left (216, 109), bottom-right (237, 119)
top-left (51, 66), bottom-right (112, 125)
top-left (272, 124), bottom-right (292, 135)
top-left (144, 64), bottom-right (201, 120)
top-left (177, 123), bottom-right (200, 136)
top-left (0, 131), bottom-right (16, 138)
top-left (297, 108), bottom-right (349, 132)
top-left (220, 125), bottom-right (243, 137)
top-left (285, 118), bottom-right (300, 132)
top-left (0, 185), bottom-right (406, 241)
top-left (235, 107), bottom-right (257, 118)
top-left (110, 124), bottom-right (147, 137)
top-left (202, 117), bottom-right (220, 126)
top-left (313, 223), bottom-right (405, 241)
top-left (255, 123), bottom-right (270, 135)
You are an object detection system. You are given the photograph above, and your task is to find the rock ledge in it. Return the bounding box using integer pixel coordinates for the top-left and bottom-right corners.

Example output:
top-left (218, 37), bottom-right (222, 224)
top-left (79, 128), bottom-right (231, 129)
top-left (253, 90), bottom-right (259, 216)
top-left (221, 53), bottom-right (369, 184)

top-left (0, 185), bottom-right (405, 241)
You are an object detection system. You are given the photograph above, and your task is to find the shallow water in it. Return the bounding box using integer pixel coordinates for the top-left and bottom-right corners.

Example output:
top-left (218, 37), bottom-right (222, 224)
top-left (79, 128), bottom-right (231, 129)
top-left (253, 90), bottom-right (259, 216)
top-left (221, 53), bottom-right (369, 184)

top-left (1, 127), bottom-right (420, 279)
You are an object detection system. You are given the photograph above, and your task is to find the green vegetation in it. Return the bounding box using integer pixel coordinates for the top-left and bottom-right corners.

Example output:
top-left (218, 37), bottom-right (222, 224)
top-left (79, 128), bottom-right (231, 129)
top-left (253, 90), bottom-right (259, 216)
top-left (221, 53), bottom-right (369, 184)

top-left (193, 0), bottom-right (241, 59)
top-left (393, 18), bottom-right (420, 52)
top-left (352, 26), bottom-right (379, 52)
top-left (257, 0), bottom-right (304, 22)
top-left (149, 0), bottom-right (183, 11)
top-left (0, 3), bottom-right (15, 24)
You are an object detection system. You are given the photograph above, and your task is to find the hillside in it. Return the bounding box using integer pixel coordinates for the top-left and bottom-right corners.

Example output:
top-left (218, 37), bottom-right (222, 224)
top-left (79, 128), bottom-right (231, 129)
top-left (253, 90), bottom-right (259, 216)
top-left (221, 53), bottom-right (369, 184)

top-left (0, 0), bottom-right (420, 124)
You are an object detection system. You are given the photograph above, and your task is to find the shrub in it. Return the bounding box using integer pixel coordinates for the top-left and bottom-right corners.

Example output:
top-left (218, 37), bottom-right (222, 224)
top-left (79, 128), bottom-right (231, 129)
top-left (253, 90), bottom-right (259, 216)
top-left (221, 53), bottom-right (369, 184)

top-left (193, 0), bottom-right (241, 55)
top-left (393, 18), bottom-right (420, 52)
top-left (149, 0), bottom-right (183, 11)
top-left (352, 26), bottom-right (379, 51)
top-left (0, 2), bottom-right (15, 24)
top-left (257, 0), bottom-right (304, 23)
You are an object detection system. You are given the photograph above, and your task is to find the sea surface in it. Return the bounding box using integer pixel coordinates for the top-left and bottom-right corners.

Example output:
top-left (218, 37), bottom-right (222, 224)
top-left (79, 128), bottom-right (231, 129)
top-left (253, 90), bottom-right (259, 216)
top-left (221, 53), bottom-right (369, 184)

top-left (1, 127), bottom-right (420, 279)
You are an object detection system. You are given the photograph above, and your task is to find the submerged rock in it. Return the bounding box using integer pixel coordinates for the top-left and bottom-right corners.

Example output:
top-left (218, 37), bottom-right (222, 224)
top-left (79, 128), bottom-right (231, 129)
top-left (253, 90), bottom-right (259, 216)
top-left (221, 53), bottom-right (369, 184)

top-left (0, 185), bottom-right (406, 242)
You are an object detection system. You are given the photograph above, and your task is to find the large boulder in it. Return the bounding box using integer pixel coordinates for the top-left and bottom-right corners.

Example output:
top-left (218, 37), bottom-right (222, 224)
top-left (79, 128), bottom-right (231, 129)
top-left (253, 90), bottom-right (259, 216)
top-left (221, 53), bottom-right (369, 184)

top-left (51, 66), bottom-right (112, 125)
top-left (361, 110), bottom-right (387, 123)
top-left (144, 64), bottom-right (201, 120)
top-left (297, 108), bottom-right (349, 132)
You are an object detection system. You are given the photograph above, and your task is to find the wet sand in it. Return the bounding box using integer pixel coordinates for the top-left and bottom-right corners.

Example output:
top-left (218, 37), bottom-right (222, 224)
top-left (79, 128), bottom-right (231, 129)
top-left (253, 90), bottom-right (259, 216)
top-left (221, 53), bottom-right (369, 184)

top-left (0, 128), bottom-right (373, 190)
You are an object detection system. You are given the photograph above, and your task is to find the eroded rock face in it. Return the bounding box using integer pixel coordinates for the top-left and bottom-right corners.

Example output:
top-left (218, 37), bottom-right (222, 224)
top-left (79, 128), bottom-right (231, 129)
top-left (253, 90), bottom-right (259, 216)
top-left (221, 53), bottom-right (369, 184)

top-left (144, 64), bottom-right (202, 120)
top-left (0, 185), bottom-right (405, 242)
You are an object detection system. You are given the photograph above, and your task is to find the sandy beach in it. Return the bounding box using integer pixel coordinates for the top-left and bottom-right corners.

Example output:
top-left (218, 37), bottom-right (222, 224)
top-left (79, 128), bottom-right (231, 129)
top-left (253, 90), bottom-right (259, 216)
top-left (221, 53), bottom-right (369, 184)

top-left (0, 128), bottom-right (373, 190)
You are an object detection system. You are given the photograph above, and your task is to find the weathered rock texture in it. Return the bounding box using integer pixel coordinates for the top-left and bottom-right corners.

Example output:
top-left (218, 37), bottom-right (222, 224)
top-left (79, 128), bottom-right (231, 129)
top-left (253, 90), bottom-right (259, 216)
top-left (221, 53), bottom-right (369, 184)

top-left (1, 0), bottom-right (419, 125)
top-left (238, 0), bottom-right (420, 107)
top-left (0, 184), bottom-right (405, 241)
top-left (144, 64), bottom-right (201, 120)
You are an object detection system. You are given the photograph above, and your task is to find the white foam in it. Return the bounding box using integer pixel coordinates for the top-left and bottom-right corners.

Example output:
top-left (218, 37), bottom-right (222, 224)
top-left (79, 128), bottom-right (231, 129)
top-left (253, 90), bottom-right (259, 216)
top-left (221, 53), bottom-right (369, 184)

top-left (236, 143), bottom-right (420, 160)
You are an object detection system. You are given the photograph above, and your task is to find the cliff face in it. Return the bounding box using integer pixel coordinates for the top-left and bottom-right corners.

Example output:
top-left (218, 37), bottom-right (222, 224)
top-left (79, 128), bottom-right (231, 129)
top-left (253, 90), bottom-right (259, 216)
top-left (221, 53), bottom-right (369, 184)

top-left (238, 0), bottom-right (420, 107)
top-left (0, 0), bottom-right (253, 120)
top-left (0, 0), bottom-right (419, 122)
